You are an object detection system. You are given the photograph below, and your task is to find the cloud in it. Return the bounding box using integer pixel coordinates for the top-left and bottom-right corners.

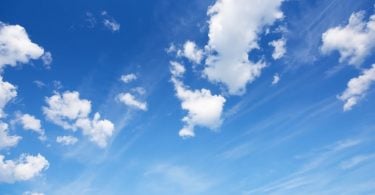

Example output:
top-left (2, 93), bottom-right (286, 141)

top-left (43, 91), bottom-right (114, 147)
top-left (0, 22), bottom-right (45, 70)
top-left (170, 61), bottom-right (225, 138)
top-left (101, 11), bottom-right (120, 32)
top-left (203, 0), bottom-right (284, 95)
top-left (272, 73), bottom-right (280, 85)
top-left (0, 153), bottom-right (49, 183)
top-left (0, 122), bottom-right (21, 150)
top-left (340, 154), bottom-right (374, 170)
top-left (17, 114), bottom-right (45, 140)
top-left (321, 10), bottom-right (375, 66)
top-left (41, 51), bottom-right (52, 68)
top-left (117, 92), bottom-right (147, 111)
top-left (56, 135), bottom-right (78, 146)
top-left (23, 192), bottom-right (44, 195)
top-left (269, 38), bottom-right (286, 60)
top-left (120, 73), bottom-right (137, 83)
top-left (0, 76), bottom-right (17, 118)
top-left (178, 41), bottom-right (203, 64)
top-left (338, 64), bottom-right (375, 111)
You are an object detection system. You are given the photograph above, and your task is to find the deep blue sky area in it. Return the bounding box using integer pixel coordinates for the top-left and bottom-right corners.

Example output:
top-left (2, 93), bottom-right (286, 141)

top-left (0, 0), bottom-right (375, 194)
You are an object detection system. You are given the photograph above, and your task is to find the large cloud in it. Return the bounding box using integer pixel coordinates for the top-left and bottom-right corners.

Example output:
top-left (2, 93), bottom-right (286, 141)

top-left (203, 0), bottom-right (284, 95)
top-left (0, 153), bottom-right (49, 183)
top-left (170, 61), bottom-right (226, 138)
top-left (338, 64), bottom-right (375, 111)
top-left (43, 91), bottom-right (114, 147)
top-left (321, 11), bottom-right (375, 66)
top-left (0, 22), bottom-right (44, 70)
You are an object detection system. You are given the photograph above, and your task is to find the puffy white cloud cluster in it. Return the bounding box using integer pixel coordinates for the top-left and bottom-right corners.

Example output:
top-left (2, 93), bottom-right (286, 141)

top-left (269, 38), bottom-right (286, 60)
top-left (0, 153), bottom-right (49, 183)
top-left (203, 0), bottom-right (284, 95)
top-left (170, 61), bottom-right (226, 138)
top-left (121, 73), bottom-right (137, 83)
top-left (43, 91), bottom-right (114, 147)
top-left (0, 23), bottom-right (45, 70)
top-left (178, 41), bottom-right (204, 64)
top-left (321, 11), bottom-right (375, 66)
top-left (17, 114), bottom-right (45, 140)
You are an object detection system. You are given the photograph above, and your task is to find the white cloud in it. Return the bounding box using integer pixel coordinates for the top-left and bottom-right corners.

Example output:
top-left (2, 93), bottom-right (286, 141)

top-left (321, 10), bottom-right (375, 66)
top-left (0, 153), bottom-right (48, 183)
top-left (170, 61), bottom-right (225, 138)
top-left (272, 73), bottom-right (280, 85)
top-left (338, 64), bottom-right (375, 111)
top-left (269, 38), bottom-right (286, 60)
top-left (178, 40), bottom-right (204, 64)
top-left (340, 154), bottom-right (374, 170)
top-left (17, 114), bottom-right (45, 140)
top-left (203, 0), bottom-right (284, 95)
top-left (23, 192), bottom-right (44, 195)
top-left (0, 76), bottom-right (17, 118)
top-left (43, 91), bottom-right (114, 147)
top-left (0, 122), bottom-right (21, 150)
top-left (41, 51), bottom-right (52, 68)
top-left (0, 22), bottom-right (44, 70)
top-left (117, 92), bottom-right (147, 111)
top-left (56, 135), bottom-right (78, 146)
top-left (43, 91), bottom-right (91, 130)
top-left (120, 73), bottom-right (137, 83)
top-left (101, 11), bottom-right (120, 32)
top-left (75, 113), bottom-right (114, 148)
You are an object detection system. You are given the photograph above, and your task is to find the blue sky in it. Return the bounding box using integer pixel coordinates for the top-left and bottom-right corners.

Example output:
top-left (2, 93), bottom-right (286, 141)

top-left (0, 0), bottom-right (375, 194)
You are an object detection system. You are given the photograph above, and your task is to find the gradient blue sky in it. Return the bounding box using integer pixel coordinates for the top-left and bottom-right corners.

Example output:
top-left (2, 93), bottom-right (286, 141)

top-left (1, 0), bottom-right (375, 194)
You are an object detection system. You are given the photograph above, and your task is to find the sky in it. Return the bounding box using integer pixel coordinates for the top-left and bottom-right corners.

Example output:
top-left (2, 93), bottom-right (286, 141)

top-left (0, 0), bottom-right (375, 194)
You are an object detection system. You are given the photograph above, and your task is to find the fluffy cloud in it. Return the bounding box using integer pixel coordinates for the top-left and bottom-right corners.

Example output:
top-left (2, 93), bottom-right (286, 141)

top-left (41, 51), bottom-right (52, 68)
top-left (0, 153), bottom-right (48, 183)
top-left (170, 61), bottom-right (225, 138)
top-left (23, 192), bottom-right (44, 195)
top-left (0, 76), bottom-right (17, 118)
top-left (43, 91), bottom-right (114, 147)
top-left (178, 41), bottom-right (203, 64)
top-left (0, 22), bottom-right (44, 70)
top-left (117, 92), bottom-right (147, 111)
top-left (338, 64), bottom-right (375, 111)
top-left (75, 113), bottom-right (114, 148)
top-left (121, 73), bottom-right (137, 83)
top-left (0, 122), bottom-right (21, 150)
top-left (269, 38), bottom-right (286, 60)
top-left (56, 135), bottom-right (78, 146)
top-left (17, 114), bottom-right (45, 140)
top-left (43, 91), bottom-right (91, 130)
top-left (203, 0), bottom-right (284, 95)
top-left (272, 73), bottom-right (280, 85)
top-left (321, 11), bottom-right (375, 66)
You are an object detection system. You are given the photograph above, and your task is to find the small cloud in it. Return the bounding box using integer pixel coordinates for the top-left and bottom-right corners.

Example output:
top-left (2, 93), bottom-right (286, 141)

top-left (117, 92), bottom-right (147, 111)
top-left (41, 51), bottom-right (52, 68)
top-left (33, 80), bottom-right (46, 88)
top-left (121, 73), bottom-right (137, 83)
top-left (56, 135), bottom-right (78, 146)
top-left (272, 73), bottom-right (280, 85)
top-left (101, 11), bottom-right (120, 32)
top-left (269, 38), bottom-right (286, 60)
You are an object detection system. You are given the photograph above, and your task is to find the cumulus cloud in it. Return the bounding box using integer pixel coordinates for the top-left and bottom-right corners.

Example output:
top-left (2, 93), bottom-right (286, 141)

top-left (56, 135), bottom-right (78, 146)
top-left (0, 153), bottom-right (49, 183)
top-left (17, 114), bottom-right (45, 140)
top-left (0, 22), bottom-right (45, 70)
top-left (178, 41), bottom-right (204, 64)
top-left (203, 0), bottom-right (284, 95)
top-left (170, 61), bottom-right (225, 138)
top-left (43, 91), bottom-right (114, 147)
top-left (338, 64), bottom-right (375, 111)
top-left (0, 76), bottom-right (17, 118)
top-left (269, 38), bottom-right (286, 60)
top-left (0, 122), bottom-right (21, 150)
top-left (321, 10), bottom-right (375, 66)
top-left (117, 92), bottom-right (147, 111)
top-left (121, 73), bottom-right (137, 83)
top-left (272, 73), bottom-right (280, 85)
